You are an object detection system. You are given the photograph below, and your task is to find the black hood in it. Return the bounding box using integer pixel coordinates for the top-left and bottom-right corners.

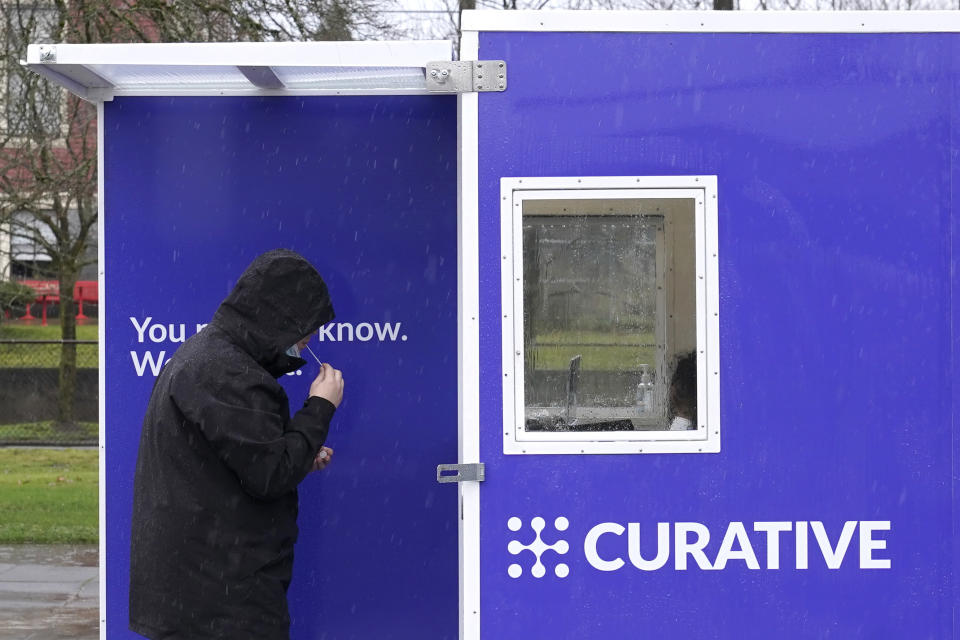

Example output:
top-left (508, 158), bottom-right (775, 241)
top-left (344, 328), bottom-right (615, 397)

top-left (211, 250), bottom-right (334, 377)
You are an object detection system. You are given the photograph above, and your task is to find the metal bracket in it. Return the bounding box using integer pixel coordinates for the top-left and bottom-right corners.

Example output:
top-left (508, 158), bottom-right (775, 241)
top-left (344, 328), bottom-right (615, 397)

top-left (437, 463), bottom-right (485, 484)
top-left (425, 61), bottom-right (506, 93)
top-left (38, 45), bottom-right (56, 63)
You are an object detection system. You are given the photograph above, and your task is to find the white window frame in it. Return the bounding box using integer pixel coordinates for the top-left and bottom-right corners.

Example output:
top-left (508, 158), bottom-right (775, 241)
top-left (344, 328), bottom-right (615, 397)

top-left (500, 176), bottom-right (720, 455)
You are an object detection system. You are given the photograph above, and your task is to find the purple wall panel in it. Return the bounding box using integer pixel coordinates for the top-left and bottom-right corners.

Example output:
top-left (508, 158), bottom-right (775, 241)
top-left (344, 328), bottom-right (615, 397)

top-left (478, 32), bottom-right (955, 639)
top-left (104, 95), bottom-right (458, 639)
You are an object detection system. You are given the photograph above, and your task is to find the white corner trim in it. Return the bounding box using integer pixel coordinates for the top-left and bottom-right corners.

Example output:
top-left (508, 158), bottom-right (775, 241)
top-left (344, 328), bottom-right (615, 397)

top-left (461, 9), bottom-right (960, 33)
top-left (457, 29), bottom-right (481, 640)
top-left (97, 100), bottom-right (107, 640)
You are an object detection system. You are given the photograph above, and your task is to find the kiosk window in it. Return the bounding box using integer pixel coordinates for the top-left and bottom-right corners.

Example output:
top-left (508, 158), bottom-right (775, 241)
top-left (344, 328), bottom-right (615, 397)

top-left (500, 179), bottom-right (720, 455)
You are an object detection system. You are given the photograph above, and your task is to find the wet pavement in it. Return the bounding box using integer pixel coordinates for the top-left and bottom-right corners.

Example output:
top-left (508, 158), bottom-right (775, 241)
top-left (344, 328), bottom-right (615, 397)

top-left (0, 545), bottom-right (98, 640)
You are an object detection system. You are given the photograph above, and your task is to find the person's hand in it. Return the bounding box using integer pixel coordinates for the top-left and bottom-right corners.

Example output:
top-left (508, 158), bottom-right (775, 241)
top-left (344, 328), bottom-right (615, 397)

top-left (309, 363), bottom-right (344, 408)
top-left (311, 447), bottom-right (334, 472)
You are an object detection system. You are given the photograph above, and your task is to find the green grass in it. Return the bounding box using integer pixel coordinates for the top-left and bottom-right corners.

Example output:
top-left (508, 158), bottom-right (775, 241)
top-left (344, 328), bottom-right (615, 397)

top-left (0, 421), bottom-right (98, 444)
top-left (0, 448), bottom-right (98, 544)
top-left (530, 330), bottom-right (656, 371)
top-left (0, 324), bottom-right (98, 340)
top-left (0, 324), bottom-right (98, 368)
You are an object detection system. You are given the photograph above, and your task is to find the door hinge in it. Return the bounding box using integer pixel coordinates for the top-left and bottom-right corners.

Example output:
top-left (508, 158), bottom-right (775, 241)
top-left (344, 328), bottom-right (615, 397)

top-left (437, 463), bottom-right (486, 483)
top-left (425, 61), bottom-right (506, 94)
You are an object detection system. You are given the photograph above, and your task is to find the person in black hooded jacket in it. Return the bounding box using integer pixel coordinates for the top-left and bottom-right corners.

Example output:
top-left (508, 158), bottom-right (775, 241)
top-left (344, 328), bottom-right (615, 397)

top-left (129, 249), bottom-right (343, 640)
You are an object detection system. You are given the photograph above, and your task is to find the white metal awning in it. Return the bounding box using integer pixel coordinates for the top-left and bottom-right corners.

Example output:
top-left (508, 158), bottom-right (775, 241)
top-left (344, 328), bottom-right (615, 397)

top-left (23, 40), bottom-right (453, 101)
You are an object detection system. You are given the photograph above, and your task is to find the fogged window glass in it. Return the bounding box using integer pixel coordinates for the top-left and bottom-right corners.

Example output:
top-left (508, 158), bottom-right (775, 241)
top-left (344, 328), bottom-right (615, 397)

top-left (523, 212), bottom-right (664, 432)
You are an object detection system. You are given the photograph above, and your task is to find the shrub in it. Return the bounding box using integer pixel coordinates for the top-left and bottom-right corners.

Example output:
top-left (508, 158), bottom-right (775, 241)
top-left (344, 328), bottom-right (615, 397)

top-left (0, 281), bottom-right (35, 322)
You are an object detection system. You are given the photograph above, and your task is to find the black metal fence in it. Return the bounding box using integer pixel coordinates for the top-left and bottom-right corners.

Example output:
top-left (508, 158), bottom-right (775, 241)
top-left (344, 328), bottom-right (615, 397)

top-left (0, 340), bottom-right (99, 445)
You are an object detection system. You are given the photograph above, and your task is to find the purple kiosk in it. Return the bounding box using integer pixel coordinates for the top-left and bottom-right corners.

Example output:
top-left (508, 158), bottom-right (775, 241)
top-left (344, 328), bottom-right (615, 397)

top-left (27, 10), bottom-right (960, 639)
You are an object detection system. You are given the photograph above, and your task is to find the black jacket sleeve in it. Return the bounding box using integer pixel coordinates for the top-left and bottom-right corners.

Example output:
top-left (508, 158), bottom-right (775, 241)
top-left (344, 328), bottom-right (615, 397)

top-left (172, 371), bottom-right (335, 501)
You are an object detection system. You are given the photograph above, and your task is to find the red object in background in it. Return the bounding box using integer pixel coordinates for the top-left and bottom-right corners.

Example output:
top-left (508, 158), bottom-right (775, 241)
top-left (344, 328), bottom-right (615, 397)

top-left (21, 280), bottom-right (58, 326)
top-left (74, 281), bottom-right (98, 322)
top-left (21, 280), bottom-right (59, 296)
top-left (16, 280), bottom-right (98, 326)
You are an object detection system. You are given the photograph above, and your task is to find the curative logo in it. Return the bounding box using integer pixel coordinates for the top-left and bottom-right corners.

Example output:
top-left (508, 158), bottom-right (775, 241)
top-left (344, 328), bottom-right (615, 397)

top-left (507, 516), bottom-right (570, 579)
top-left (505, 518), bottom-right (892, 580)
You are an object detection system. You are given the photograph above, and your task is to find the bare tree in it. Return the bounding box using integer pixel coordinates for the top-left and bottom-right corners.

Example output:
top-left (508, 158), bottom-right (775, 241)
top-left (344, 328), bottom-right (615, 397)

top-left (105, 0), bottom-right (399, 43)
top-left (0, 0), bottom-right (95, 429)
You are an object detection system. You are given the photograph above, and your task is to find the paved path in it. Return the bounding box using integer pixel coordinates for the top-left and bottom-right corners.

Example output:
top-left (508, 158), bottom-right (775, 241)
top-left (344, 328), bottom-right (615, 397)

top-left (0, 545), bottom-right (98, 640)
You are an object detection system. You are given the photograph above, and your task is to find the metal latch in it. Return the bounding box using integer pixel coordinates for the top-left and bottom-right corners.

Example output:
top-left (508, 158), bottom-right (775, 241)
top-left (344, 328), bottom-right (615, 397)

top-left (425, 61), bottom-right (507, 93)
top-left (437, 463), bottom-right (485, 483)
